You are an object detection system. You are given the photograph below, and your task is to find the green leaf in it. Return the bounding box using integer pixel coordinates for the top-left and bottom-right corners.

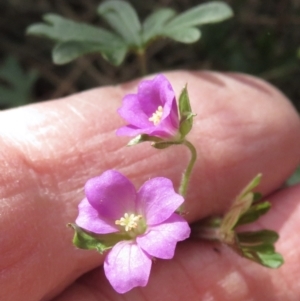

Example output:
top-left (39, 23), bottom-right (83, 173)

top-left (286, 166), bottom-right (300, 186)
top-left (178, 85), bottom-right (194, 137)
top-left (236, 230), bottom-right (283, 268)
top-left (27, 14), bottom-right (122, 44)
top-left (164, 1), bottom-right (233, 30)
top-left (142, 8), bottom-right (176, 42)
top-left (235, 201), bottom-right (271, 227)
top-left (0, 56), bottom-right (38, 108)
top-left (53, 41), bottom-right (127, 66)
top-left (127, 134), bottom-right (163, 146)
top-left (241, 247), bottom-right (284, 269)
top-left (68, 224), bottom-right (111, 253)
top-left (163, 27), bottom-right (201, 43)
top-left (98, 0), bottom-right (142, 47)
top-left (27, 13), bottom-right (128, 65)
top-left (255, 252), bottom-right (284, 269)
top-left (237, 230), bottom-right (279, 246)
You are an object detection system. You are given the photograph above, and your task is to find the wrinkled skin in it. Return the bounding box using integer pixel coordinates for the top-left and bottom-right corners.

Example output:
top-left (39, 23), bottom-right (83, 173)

top-left (0, 71), bottom-right (300, 301)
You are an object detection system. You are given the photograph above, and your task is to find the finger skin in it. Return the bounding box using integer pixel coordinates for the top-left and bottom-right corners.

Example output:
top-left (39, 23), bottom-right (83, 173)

top-left (54, 184), bottom-right (300, 301)
top-left (0, 71), bottom-right (299, 301)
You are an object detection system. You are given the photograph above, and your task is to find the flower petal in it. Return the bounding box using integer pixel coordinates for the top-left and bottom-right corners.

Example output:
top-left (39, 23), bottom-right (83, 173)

top-left (137, 177), bottom-right (184, 225)
top-left (75, 198), bottom-right (118, 234)
top-left (85, 170), bottom-right (137, 222)
top-left (104, 241), bottom-right (152, 294)
top-left (117, 74), bottom-right (179, 139)
top-left (117, 94), bottom-right (152, 128)
top-left (136, 214), bottom-right (190, 259)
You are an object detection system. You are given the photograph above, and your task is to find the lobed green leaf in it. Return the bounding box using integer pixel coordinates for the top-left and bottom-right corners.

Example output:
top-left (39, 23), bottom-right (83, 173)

top-left (164, 1), bottom-right (233, 30)
top-left (98, 0), bottom-right (142, 47)
top-left (53, 41), bottom-right (127, 66)
top-left (27, 14), bottom-right (122, 44)
top-left (142, 8), bottom-right (177, 43)
top-left (27, 13), bottom-right (127, 65)
top-left (163, 27), bottom-right (201, 43)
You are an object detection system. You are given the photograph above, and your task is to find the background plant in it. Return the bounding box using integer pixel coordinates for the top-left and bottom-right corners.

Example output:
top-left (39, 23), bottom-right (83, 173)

top-left (1, 0), bottom-right (299, 111)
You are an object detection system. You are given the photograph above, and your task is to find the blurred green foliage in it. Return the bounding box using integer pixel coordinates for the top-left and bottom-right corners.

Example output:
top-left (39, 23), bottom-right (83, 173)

top-left (0, 0), bottom-right (299, 110)
top-left (0, 56), bottom-right (38, 108)
top-left (26, 1), bottom-right (233, 73)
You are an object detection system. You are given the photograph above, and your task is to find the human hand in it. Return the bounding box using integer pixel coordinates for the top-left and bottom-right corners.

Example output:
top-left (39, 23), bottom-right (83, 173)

top-left (0, 71), bottom-right (299, 301)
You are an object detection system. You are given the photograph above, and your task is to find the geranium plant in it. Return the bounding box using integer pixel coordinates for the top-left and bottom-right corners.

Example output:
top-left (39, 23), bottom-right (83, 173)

top-left (70, 74), bottom-right (283, 294)
top-left (27, 1), bottom-right (233, 75)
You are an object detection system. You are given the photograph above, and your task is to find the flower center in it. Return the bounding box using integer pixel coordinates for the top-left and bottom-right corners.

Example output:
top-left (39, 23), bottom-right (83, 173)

top-left (148, 105), bottom-right (163, 125)
top-left (115, 213), bottom-right (143, 232)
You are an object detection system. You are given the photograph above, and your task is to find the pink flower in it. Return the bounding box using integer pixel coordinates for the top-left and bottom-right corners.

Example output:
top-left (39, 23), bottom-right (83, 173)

top-left (75, 170), bottom-right (190, 293)
top-left (116, 74), bottom-right (179, 139)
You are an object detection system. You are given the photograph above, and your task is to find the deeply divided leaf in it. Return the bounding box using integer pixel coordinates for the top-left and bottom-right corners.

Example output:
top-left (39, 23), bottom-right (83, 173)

top-left (163, 27), bottom-right (201, 43)
top-left (164, 1), bottom-right (233, 29)
top-left (53, 41), bottom-right (127, 65)
top-left (27, 13), bottom-right (127, 65)
top-left (27, 14), bottom-right (122, 44)
top-left (98, 0), bottom-right (142, 47)
top-left (142, 8), bottom-right (177, 42)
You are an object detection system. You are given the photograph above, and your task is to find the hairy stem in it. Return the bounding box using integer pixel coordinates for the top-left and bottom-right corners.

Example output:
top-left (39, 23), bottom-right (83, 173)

top-left (179, 140), bottom-right (197, 198)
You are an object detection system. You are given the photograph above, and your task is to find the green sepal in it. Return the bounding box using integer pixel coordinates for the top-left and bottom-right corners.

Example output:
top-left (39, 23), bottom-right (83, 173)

top-left (178, 85), bottom-right (195, 138)
top-left (127, 134), bottom-right (163, 146)
top-left (236, 230), bottom-right (283, 268)
top-left (235, 201), bottom-right (271, 227)
top-left (68, 223), bottom-right (120, 254)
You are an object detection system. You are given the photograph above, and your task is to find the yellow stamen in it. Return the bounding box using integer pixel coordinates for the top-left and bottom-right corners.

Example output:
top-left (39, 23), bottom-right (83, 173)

top-left (149, 106), bottom-right (163, 125)
top-left (115, 213), bottom-right (142, 232)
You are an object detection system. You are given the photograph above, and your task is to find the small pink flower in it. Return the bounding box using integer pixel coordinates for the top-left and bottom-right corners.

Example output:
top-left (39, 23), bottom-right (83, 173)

top-left (76, 170), bottom-right (190, 293)
top-left (116, 74), bottom-right (179, 139)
